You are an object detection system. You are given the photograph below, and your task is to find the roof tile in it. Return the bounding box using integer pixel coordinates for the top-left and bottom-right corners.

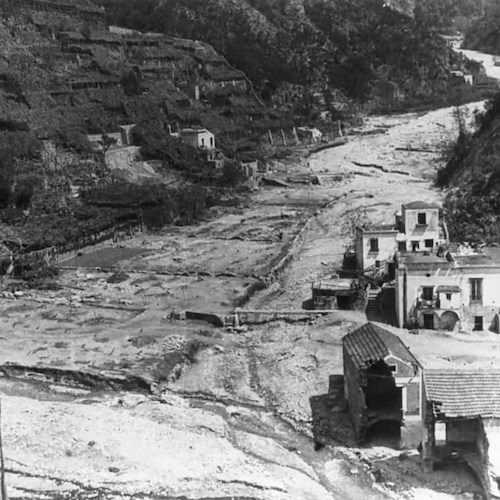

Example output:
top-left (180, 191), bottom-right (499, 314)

top-left (424, 370), bottom-right (500, 418)
top-left (343, 323), bottom-right (420, 370)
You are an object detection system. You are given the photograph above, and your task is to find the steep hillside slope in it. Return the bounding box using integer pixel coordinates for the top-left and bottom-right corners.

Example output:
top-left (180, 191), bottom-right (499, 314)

top-left (0, 0), bottom-right (275, 146)
top-left (439, 95), bottom-right (500, 244)
top-left (462, 1), bottom-right (500, 53)
top-left (0, 0), bottom-right (289, 255)
top-left (96, 0), bottom-right (468, 107)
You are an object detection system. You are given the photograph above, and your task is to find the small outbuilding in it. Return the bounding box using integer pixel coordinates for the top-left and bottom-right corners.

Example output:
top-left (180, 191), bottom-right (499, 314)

top-left (312, 276), bottom-right (357, 310)
top-left (180, 128), bottom-right (215, 149)
top-left (422, 370), bottom-right (500, 498)
top-left (343, 323), bottom-right (422, 446)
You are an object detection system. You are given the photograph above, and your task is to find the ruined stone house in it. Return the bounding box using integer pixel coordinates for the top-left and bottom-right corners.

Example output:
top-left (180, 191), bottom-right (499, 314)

top-left (342, 323), bottom-right (422, 446)
top-left (422, 370), bottom-right (500, 498)
top-left (312, 276), bottom-right (356, 310)
top-left (87, 132), bottom-right (123, 151)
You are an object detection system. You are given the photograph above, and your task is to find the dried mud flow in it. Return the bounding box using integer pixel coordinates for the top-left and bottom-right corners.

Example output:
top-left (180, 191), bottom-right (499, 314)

top-left (0, 101), bottom-right (496, 500)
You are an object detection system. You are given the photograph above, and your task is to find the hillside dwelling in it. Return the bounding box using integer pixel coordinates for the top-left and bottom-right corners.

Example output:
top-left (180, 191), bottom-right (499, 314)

top-left (474, 74), bottom-right (500, 93)
top-left (297, 127), bottom-right (323, 144)
top-left (119, 124), bottom-right (137, 146)
top-left (422, 370), bottom-right (500, 498)
top-left (180, 128), bottom-right (215, 149)
top-left (240, 160), bottom-right (258, 178)
top-left (206, 149), bottom-right (224, 169)
top-left (395, 247), bottom-right (500, 332)
top-left (377, 80), bottom-right (405, 102)
top-left (355, 201), bottom-right (448, 271)
top-left (355, 224), bottom-right (398, 272)
top-left (450, 70), bottom-right (473, 87)
top-left (343, 323), bottom-right (422, 446)
top-left (87, 132), bottom-right (123, 151)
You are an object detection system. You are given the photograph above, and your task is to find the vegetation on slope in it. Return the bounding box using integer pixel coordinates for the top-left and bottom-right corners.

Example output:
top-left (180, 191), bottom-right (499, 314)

top-left (462, 1), bottom-right (500, 55)
top-left (439, 94), bottom-right (500, 244)
top-left (0, 2), bottom-right (261, 260)
top-left (96, 0), bottom-right (474, 108)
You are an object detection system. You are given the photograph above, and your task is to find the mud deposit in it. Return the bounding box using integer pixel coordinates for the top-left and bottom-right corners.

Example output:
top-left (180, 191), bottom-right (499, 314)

top-left (0, 102), bottom-right (495, 499)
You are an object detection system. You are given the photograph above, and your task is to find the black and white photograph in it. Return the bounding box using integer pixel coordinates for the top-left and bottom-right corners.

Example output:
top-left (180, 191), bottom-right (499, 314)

top-left (0, 0), bottom-right (498, 498)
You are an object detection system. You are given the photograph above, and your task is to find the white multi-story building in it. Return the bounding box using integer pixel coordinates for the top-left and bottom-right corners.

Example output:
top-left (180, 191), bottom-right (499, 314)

top-left (395, 247), bottom-right (500, 332)
top-left (355, 201), bottom-right (448, 270)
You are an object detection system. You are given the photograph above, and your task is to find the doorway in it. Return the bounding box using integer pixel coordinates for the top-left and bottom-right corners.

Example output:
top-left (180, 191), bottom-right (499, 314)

top-left (423, 313), bottom-right (434, 329)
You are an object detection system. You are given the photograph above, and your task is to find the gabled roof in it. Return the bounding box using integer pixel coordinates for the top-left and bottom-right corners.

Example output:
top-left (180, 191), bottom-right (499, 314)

top-left (424, 370), bottom-right (500, 419)
top-left (402, 201), bottom-right (440, 210)
top-left (342, 323), bottom-right (420, 370)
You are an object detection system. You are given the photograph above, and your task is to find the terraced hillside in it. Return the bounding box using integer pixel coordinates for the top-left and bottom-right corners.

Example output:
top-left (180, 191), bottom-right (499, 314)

top-left (0, 0), bottom-right (294, 255)
top-left (0, 0), bottom-right (276, 146)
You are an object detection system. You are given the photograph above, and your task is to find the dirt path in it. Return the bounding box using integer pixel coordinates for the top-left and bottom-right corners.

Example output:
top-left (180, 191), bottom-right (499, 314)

top-left (250, 102), bottom-right (483, 311)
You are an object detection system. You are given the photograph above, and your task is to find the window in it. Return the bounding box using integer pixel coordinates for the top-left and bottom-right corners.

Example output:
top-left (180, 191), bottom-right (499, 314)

top-left (422, 287), bottom-right (434, 301)
top-left (369, 238), bottom-right (379, 252)
top-left (210, 137), bottom-right (214, 147)
top-left (398, 241), bottom-right (406, 252)
top-left (470, 278), bottom-right (483, 304)
top-left (201, 137), bottom-right (205, 147)
top-left (474, 316), bottom-right (483, 331)
top-left (412, 241), bottom-right (420, 251)
top-left (417, 212), bottom-right (427, 225)
top-left (446, 293), bottom-right (452, 301)
top-left (375, 260), bottom-right (380, 268)
top-left (425, 239), bottom-right (434, 248)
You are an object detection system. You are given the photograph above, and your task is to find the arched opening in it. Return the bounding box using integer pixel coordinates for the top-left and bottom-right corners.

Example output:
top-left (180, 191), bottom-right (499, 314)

top-left (365, 419), bottom-right (401, 448)
top-left (439, 311), bottom-right (460, 332)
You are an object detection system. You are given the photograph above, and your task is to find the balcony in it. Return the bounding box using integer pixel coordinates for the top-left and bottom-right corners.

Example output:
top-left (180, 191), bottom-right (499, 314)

top-left (416, 297), bottom-right (439, 310)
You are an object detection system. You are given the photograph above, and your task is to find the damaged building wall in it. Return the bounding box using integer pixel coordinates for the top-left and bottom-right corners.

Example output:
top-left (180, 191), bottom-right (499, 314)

top-left (343, 344), bottom-right (366, 439)
top-left (342, 324), bottom-right (422, 446)
top-left (484, 419), bottom-right (500, 498)
top-left (343, 350), bottom-right (421, 445)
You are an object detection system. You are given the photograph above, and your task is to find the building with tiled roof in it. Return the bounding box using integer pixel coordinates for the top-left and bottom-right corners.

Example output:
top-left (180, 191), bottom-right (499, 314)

top-left (421, 370), bottom-right (500, 498)
top-left (342, 323), bottom-right (422, 445)
top-left (424, 370), bottom-right (500, 419)
top-left (343, 322), bottom-right (420, 371)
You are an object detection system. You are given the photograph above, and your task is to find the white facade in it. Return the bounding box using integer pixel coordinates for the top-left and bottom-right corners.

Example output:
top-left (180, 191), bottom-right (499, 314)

top-left (354, 201), bottom-right (447, 271)
top-left (180, 128), bottom-right (215, 149)
top-left (355, 226), bottom-right (398, 270)
top-left (400, 202), bottom-right (441, 252)
top-left (395, 250), bottom-right (500, 332)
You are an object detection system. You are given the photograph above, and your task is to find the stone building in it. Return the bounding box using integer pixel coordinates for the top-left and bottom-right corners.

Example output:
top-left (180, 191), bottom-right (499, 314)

top-left (395, 247), bottom-right (500, 332)
top-left (422, 370), bottom-right (500, 498)
top-left (342, 323), bottom-right (422, 446)
top-left (179, 128), bottom-right (215, 149)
